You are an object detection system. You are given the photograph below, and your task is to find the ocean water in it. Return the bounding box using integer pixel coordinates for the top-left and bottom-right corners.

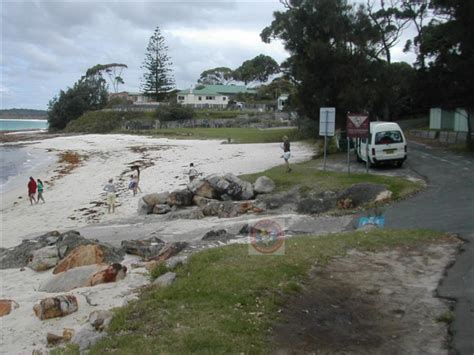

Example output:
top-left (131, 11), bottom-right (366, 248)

top-left (0, 119), bottom-right (48, 131)
top-left (0, 146), bottom-right (54, 194)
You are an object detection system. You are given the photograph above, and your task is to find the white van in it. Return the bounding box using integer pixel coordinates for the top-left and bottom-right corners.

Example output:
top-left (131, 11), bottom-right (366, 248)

top-left (354, 122), bottom-right (407, 167)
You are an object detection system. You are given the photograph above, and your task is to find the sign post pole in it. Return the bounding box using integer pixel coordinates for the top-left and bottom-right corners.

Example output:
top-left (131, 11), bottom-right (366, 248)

top-left (346, 113), bottom-right (369, 174)
top-left (347, 136), bottom-right (350, 174)
top-left (323, 110), bottom-right (328, 170)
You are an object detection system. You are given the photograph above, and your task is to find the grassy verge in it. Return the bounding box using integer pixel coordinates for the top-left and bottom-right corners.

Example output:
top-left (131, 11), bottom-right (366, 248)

top-left (241, 158), bottom-right (423, 200)
top-left (146, 127), bottom-right (305, 143)
top-left (85, 229), bottom-right (444, 354)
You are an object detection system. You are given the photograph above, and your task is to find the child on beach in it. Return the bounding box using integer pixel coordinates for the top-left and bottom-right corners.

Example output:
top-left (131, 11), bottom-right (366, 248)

top-left (132, 166), bottom-right (142, 193)
top-left (129, 174), bottom-right (138, 196)
top-left (280, 136), bottom-right (292, 172)
top-left (188, 163), bottom-right (199, 182)
top-left (27, 177), bottom-right (37, 205)
top-left (103, 178), bottom-right (116, 213)
top-left (37, 179), bottom-right (45, 203)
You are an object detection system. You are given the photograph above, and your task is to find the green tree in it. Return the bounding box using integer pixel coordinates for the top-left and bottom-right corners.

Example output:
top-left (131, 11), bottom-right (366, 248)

top-left (198, 67), bottom-right (233, 85)
top-left (48, 70), bottom-right (108, 131)
top-left (233, 54), bottom-right (280, 85)
top-left (141, 26), bottom-right (175, 101)
top-left (86, 63), bottom-right (128, 93)
top-left (418, 0), bottom-right (474, 149)
top-left (261, 0), bottom-right (379, 124)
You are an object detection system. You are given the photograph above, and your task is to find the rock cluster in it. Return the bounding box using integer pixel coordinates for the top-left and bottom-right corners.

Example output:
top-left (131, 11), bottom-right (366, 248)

top-left (137, 174), bottom-right (276, 217)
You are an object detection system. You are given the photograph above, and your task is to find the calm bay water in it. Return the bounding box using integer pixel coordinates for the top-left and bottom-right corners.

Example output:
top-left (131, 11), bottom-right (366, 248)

top-left (0, 119), bottom-right (48, 131)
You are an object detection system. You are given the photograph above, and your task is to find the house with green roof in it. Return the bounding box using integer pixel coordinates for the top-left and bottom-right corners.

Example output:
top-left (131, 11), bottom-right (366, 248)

top-left (177, 84), bottom-right (256, 108)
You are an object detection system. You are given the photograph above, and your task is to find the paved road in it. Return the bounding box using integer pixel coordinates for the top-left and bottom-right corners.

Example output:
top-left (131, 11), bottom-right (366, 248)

top-left (382, 141), bottom-right (474, 354)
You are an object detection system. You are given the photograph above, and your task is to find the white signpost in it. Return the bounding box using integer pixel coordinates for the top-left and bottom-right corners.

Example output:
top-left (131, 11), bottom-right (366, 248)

top-left (319, 107), bottom-right (336, 170)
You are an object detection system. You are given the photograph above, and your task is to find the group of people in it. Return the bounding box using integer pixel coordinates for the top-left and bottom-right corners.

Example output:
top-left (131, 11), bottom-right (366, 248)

top-left (27, 177), bottom-right (45, 205)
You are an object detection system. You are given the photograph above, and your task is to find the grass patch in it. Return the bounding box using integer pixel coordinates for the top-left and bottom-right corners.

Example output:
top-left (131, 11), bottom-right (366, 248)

top-left (146, 127), bottom-right (306, 143)
top-left (149, 262), bottom-right (170, 280)
top-left (436, 311), bottom-right (455, 324)
top-left (241, 158), bottom-right (423, 200)
top-left (89, 229), bottom-right (444, 354)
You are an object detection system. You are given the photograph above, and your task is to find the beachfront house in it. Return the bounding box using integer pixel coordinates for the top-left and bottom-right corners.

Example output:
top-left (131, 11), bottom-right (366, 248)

top-left (176, 85), bottom-right (256, 109)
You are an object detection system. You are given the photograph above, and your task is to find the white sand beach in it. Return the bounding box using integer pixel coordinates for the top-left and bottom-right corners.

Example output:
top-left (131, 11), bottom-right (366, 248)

top-left (0, 133), bottom-right (315, 354)
top-left (1, 134), bottom-right (314, 248)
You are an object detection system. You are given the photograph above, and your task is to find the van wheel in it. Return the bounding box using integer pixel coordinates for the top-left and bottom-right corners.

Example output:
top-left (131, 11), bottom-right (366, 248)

top-left (395, 160), bottom-right (404, 168)
top-left (356, 152), bottom-right (363, 162)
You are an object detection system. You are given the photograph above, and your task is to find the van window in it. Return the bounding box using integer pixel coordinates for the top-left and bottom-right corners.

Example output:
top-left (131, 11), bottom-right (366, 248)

top-left (375, 131), bottom-right (403, 145)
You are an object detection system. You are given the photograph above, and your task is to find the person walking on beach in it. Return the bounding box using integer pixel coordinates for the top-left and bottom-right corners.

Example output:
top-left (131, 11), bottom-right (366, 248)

top-left (37, 179), bottom-right (45, 203)
top-left (129, 174), bottom-right (138, 196)
top-left (27, 177), bottom-right (37, 205)
top-left (103, 178), bottom-right (116, 213)
top-left (188, 162), bottom-right (199, 182)
top-left (132, 166), bottom-right (142, 193)
top-left (281, 136), bottom-right (292, 172)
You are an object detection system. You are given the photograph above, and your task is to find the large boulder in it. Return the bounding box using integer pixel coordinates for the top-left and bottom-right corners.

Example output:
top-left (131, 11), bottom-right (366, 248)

top-left (55, 232), bottom-right (124, 263)
top-left (191, 180), bottom-right (219, 199)
top-left (223, 173), bottom-right (254, 200)
top-left (72, 325), bottom-right (107, 351)
top-left (153, 204), bottom-right (172, 214)
top-left (192, 195), bottom-right (214, 208)
top-left (206, 174), bottom-right (230, 194)
top-left (201, 201), bottom-right (238, 218)
top-left (138, 192), bottom-right (170, 215)
top-left (28, 245), bottom-right (59, 271)
top-left (149, 242), bottom-right (188, 262)
top-left (153, 272), bottom-right (176, 287)
top-left (121, 237), bottom-right (165, 260)
top-left (297, 197), bottom-right (335, 214)
top-left (53, 244), bottom-right (106, 274)
top-left (39, 263), bottom-right (127, 292)
top-left (337, 183), bottom-right (389, 207)
top-left (0, 299), bottom-right (19, 317)
top-left (253, 176), bottom-right (276, 194)
top-left (0, 231), bottom-right (60, 269)
top-left (33, 295), bottom-right (78, 320)
top-left (167, 189), bottom-right (193, 207)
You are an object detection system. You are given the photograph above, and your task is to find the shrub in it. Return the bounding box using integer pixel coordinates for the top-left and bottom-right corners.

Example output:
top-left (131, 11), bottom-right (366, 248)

top-left (150, 262), bottom-right (169, 280)
top-left (65, 111), bottom-right (153, 133)
top-left (156, 104), bottom-right (195, 121)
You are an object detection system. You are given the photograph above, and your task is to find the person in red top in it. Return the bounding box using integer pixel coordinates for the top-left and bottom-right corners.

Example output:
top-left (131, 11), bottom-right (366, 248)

top-left (28, 177), bottom-right (37, 205)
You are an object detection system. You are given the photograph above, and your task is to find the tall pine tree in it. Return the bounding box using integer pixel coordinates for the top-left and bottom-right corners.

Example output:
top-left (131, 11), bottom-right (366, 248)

top-left (140, 27), bottom-right (175, 101)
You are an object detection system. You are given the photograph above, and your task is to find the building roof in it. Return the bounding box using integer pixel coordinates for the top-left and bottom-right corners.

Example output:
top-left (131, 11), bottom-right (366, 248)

top-left (178, 84), bottom-right (256, 96)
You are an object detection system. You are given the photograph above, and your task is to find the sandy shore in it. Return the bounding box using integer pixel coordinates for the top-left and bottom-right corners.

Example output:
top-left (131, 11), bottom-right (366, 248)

top-left (1, 134), bottom-right (314, 248)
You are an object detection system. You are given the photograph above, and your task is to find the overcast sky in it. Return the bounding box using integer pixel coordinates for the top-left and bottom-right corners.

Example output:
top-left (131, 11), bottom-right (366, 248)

top-left (1, 0), bottom-right (416, 110)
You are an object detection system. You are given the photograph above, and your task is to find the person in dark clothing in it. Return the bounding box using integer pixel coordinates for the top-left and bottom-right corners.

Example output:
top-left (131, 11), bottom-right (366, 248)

top-left (281, 136), bottom-right (292, 172)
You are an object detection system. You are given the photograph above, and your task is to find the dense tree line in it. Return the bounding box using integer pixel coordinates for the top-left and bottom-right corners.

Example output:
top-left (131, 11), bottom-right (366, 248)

top-left (260, 0), bottom-right (473, 149)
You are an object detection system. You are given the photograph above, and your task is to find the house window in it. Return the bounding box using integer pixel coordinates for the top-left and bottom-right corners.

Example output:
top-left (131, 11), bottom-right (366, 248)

top-left (206, 96), bottom-right (215, 100)
top-left (222, 97), bottom-right (227, 101)
top-left (178, 96), bottom-right (185, 100)
top-left (198, 96), bottom-right (202, 101)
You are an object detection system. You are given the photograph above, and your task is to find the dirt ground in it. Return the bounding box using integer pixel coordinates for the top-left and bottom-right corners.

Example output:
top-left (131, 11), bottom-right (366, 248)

top-left (271, 237), bottom-right (461, 354)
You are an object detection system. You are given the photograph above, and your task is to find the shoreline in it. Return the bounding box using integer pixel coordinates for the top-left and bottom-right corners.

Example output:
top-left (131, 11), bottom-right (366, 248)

top-left (1, 133), bottom-right (315, 248)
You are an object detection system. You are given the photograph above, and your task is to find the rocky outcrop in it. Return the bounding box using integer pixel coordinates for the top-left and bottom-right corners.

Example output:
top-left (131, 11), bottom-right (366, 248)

top-left (149, 242), bottom-right (188, 262)
top-left (33, 295), bottom-right (78, 320)
top-left (167, 189), bottom-right (193, 207)
top-left (89, 310), bottom-right (113, 331)
top-left (201, 229), bottom-right (235, 242)
top-left (138, 192), bottom-right (170, 214)
top-left (89, 263), bottom-right (127, 286)
top-left (253, 176), bottom-right (276, 194)
top-left (53, 244), bottom-right (105, 274)
top-left (46, 329), bottom-right (74, 345)
top-left (0, 231), bottom-right (60, 269)
top-left (28, 245), bottom-right (59, 271)
top-left (153, 204), bottom-right (172, 214)
top-left (337, 183), bottom-right (389, 207)
top-left (121, 237), bottom-right (165, 260)
top-left (189, 180), bottom-right (218, 199)
top-left (0, 299), bottom-right (19, 317)
top-left (72, 325), bottom-right (107, 352)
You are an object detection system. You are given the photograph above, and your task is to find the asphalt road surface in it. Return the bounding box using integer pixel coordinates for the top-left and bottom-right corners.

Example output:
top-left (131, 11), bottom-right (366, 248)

top-left (380, 141), bottom-right (474, 354)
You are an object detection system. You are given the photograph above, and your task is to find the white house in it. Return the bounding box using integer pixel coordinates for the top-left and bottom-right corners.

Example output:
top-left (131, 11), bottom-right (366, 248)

top-left (277, 94), bottom-right (289, 111)
top-left (177, 85), bottom-right (255, 109)
top-left (430, 107), bottom-right (469, 132)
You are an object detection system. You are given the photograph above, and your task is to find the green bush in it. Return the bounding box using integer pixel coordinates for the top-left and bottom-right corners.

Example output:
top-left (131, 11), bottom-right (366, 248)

top-left (150, 262), bottom-right (169, 280)
top-left (65, 111), bottom-right (153, 133)
top-left (156, 104), bottom-right (195, 121)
